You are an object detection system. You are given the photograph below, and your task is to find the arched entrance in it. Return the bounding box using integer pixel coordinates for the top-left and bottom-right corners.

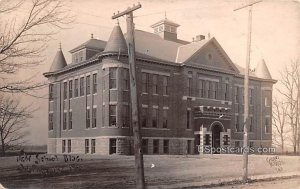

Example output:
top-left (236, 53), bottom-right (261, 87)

top-left (210, 122), bottom-right (224, 153)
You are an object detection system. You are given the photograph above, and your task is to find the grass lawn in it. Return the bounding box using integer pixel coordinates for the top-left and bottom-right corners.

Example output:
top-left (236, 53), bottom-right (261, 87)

top-left (0, 154), bottom-right (299, 189)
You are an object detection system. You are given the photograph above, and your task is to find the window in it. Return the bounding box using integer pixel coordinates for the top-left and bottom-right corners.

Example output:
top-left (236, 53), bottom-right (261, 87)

top-left (235, 87), bottom-right (239, 103)
top-left (265, 117), bottom-right (270, 133)
top-left (187, 110), bottom-right (191, 129)
top-left (93, 73), bottom-right (97, 94)
top-left (49, 113), bottom-right (53, 130)
top-left (250, 89), bottom-right (254, 105)
top-left (62, 140), bottom-right (66, 153)
top-left (187, 140), bottom-right (192, 154)
top-left (109, 139), bottom-right (117, 154)
top-left (153, 75), bottom-right (158, 94)
top-left (235, 116), bottom-right (239, 132)
top-left (86, 75), bottom-right (91, 95)
top-left (109, 105), bottom-right (117, 126)
top-left (63, 82), bottom-right (67, 100)
top-left (109, 68), bottom-right (117, 89)
top-left (163, 76), bottom-right (168, 95)
top-left (204, 134), bottom-right (210, 145)
top-left (198, 80), bottom-right (205, 98)
top-left (49, 84), bottom-right (54, 101)
top-left (85, 139), bottom-right (89, 154)
top-left (74, 79), bottom-right (79, 97)
top-left (224, 83), bottom-right (229, 100)
top-left (102, 105), bottom-right (105, 126)
top-left (212, 82), bottom-right (217, 99)
top-left (163, 110), bottom-right (168, 128)
top-left (205, 81), bottom-right (210, 98)
top-left (63, 112), bottom-right (67, 130)
top-left (92, 107), bottom-right (97, 128)
top-left (67, 139), bottom-right (71, 153)
top-left (249, 117), bottom-right (253, 132)
top-left (250, 141), bottom-right (254, 148)
top-left (123, 91), bottom-right (129, 102)
top-left (69, 111), bottom-right (72, 130)
top-left (153, 139), bottom-right (159, 154)
top-left (68, 80), bottom-right (73, 99)
top-left (187, 78), bottom-right (192, 96)
top-left (235, 141), bottom-right (240, 148)
top-left (80, 77), bottom-right (84, 96)
top-left (86, 108), bottom-right (90, 128)
top-left (141, 108), bottom-right (148, 127)
top-left (265, 96), bottom-right (269, 107)
top-left (142, 139), bottom-right (148, 154)
top-left (152, 108), bottom-right (158, 128)
top-left (102, 76), bottom-right (106, 90)
top-left (142, 73), bottom-right (149, 93)
top-left (91, 139), bottom-right (96, 154)
top-left (122, 105), bottom-right (129, 127)
top-left (223, 135), bottom-right (229, 145)
top-left (163, 140), bottom-right (169, 154)
top-left (123, 69), bottom-right (129, 90)
top-left (242, 90), bottom-right (245, 104)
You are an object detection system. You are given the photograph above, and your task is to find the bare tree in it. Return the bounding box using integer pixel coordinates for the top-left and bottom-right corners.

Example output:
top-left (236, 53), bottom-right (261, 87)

top-left (277, 59), bottom-right (300, 154)
top-left (272, 97), bottom-right (288, 152)
top-left (0, 0), bottom-right (73, 93)
top-left (0, 95), bottom-right (32, 156)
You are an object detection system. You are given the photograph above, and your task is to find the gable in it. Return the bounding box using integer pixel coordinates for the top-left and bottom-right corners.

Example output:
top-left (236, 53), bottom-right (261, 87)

top-left (184, 38), bottom-right (239, 73)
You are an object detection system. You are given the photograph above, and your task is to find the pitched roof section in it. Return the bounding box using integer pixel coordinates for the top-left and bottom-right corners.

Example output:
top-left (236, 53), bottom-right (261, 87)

top-left (255, 59), bottom-right (272, 79)
top-left (49, 47), bottom-right (67, 72)
top-left (69, 38), bottom-right (106, 53)
top-left (176, 39), bottom-right (208, 63)
top-left (103, 25), bottom-right (128, 53)
top-left (133, 30), bottom-right (182, 62)
top-left (150, 18), bottom-right (180, 28)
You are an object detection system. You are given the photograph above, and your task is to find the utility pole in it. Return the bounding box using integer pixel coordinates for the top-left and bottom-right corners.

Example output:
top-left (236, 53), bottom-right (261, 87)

top-left (234, 0), bottom-right (262, 182)
top-left (112, 3), bottom-right (145, 189)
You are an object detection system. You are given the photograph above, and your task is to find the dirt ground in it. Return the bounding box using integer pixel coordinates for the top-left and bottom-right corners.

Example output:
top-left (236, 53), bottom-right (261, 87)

top-left (0, 154), bottom-right (299, 189)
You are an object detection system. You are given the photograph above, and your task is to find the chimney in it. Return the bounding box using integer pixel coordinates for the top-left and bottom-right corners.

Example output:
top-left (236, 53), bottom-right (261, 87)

top-left (194, 35), bottom-right (205, 42)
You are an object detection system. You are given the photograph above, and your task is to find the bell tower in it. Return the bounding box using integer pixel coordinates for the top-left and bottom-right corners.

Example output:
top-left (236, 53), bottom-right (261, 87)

top-left (150, 13), bottom-right (180, 42)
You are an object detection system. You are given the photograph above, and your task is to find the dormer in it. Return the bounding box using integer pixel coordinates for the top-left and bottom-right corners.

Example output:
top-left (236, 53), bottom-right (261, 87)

top-left (150, 15), bottom-right (180, 42)
top-left (69, 34), bottom-right (107, 63)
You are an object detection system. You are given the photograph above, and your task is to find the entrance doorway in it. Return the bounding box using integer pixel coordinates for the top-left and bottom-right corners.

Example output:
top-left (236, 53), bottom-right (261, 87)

top-left (211, 124), bottom-right (223, 153)
top-left (109, 138), bottom-right (116, 154)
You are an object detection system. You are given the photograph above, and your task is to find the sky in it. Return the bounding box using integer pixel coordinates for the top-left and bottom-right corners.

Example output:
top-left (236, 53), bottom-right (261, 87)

top-left (8, 0), bottom-right (299, 145)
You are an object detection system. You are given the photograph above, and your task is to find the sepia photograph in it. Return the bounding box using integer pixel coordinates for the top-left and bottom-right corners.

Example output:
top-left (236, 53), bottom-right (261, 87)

top-left (0, 0), bottom-right (299, 188)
